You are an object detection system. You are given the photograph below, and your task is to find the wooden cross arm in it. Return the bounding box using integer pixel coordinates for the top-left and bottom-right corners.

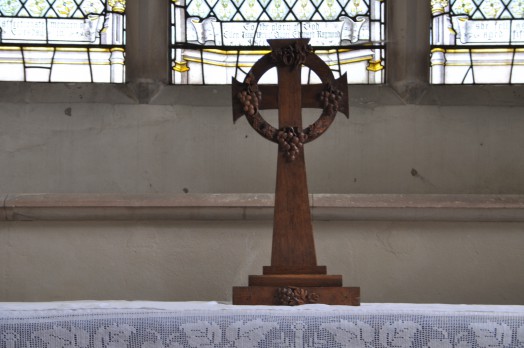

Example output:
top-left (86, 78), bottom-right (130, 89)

top-left (232, 77), bottom-right (250, 123)
top-left (297, 74), bottom-right (349, 118)
top-left (232, 74), bottom-right (349, 123)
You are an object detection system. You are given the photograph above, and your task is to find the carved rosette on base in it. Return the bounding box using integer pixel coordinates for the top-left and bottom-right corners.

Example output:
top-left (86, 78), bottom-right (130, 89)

top-left (234, 286), bottom-right (360, 306)
top-left (232, 39), bottom-right (360, 306)
top-left (277, 287), bottom-right (319, 306)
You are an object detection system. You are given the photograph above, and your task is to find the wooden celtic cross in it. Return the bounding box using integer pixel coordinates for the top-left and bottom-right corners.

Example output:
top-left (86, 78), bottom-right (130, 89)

top-left (232, 38), bottom-right (360, 306)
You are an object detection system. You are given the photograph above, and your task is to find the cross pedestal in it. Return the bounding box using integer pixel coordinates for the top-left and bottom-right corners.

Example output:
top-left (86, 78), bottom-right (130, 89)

top-left (231, 39), bottom-right (360, 306)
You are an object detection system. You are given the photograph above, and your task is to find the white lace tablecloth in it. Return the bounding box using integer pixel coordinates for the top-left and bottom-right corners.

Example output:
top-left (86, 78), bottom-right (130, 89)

top-left (1, 301), bottom-right (524, 347)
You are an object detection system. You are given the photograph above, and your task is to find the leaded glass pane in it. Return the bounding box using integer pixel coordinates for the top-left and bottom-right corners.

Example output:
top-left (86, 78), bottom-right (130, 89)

top-left (430, 0), bottom-right (524, 84)
top-left (171, 0), bottom-right (386, 84)
top-left (0, 0), bottom-right (126, 83)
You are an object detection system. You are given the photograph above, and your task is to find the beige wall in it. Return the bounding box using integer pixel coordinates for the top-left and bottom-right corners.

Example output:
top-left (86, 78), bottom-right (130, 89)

top-left (1, 220), bottom-right (524, 304)
top-left (1, 0), bottom-right (524, 305)
top-left (2, 103), bottom-right (524, 195)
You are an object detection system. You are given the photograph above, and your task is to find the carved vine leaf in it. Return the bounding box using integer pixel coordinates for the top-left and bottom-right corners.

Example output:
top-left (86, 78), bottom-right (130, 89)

top-left (276, 286), bottom-right (320, 306)
top-left (305, 117), bottom-right (328, 140)
top-left (271, 41), bottom-right (313, 69)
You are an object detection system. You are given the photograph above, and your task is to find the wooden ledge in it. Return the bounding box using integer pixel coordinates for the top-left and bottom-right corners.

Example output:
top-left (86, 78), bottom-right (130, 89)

top-left (1, 193), bottom-right (524, 222)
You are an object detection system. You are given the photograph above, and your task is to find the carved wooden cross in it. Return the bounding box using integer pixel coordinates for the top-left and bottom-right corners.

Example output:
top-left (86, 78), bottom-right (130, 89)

top-left (232, 39), bottom-right (359, 306)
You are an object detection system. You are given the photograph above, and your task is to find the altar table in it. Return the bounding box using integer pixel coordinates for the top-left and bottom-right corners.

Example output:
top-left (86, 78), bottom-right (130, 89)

top-left (2, 301), bottom-right (524, 347)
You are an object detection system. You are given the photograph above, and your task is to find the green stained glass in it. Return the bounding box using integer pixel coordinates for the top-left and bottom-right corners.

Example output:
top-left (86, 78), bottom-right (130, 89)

top-left (171, 0), bottom-right (386, 84)
top-left (0, 0), bottom-right (126, 82)
top-left (430, 0), bottom-right (524, 84)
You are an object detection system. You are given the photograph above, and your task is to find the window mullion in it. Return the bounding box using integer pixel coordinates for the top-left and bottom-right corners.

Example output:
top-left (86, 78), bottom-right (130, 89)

top-left (387, 0), bottom-right (430, 103)
top-left (126, 0), bottom-right (170, 101)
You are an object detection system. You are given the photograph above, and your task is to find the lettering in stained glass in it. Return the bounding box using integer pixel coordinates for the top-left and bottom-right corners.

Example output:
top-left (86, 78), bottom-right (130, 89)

top-left (430, 0), bottom-right (524, 84)
top-left (170, 0), bottom-right (386, 84)
top-left (0, 0), bottom-right (126, 83)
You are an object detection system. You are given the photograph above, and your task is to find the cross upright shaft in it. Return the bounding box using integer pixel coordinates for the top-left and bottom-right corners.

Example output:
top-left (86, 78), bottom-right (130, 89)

top-left (265, 55), bottom-right (321, 274)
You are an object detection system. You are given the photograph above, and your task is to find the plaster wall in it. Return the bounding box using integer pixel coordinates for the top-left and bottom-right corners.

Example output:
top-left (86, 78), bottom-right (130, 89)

top-left (1, 220), bottom-right (523, 304)
top-left (1, 99), bottom-right (524, 304)
top-left (2, 102), bottom-right (524, 195)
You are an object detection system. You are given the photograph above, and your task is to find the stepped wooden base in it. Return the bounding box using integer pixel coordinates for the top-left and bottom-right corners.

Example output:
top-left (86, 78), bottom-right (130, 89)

top-left (233, 285), bottom-right (360, 306)
top-left (263, 266), bottom-right (327, 275)
top-left (249, 274), bottom-right (343, 287)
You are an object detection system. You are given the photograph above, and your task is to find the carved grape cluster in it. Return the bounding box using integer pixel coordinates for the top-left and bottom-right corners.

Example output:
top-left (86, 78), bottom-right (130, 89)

top-left (320, 84), bottom-right (343, 114)
top-left (237, 90), bottom-right (261, 116)
top-left (277, 127), bottom-right (307, 162)
top-left (237, 72), bottom-right (262, 117)
top-left (272, 41), bottom-right (312, 68)
top-left (276, 286), bottom-right (319, 306)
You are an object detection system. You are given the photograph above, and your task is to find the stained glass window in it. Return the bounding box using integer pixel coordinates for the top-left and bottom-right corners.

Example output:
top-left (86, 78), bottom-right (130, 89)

top-left (430, 0), bottom-right (524, 84)
top-left (170, 0), bottom-right (386, 84)
top-left (0, 0), bottom-right (126, 83)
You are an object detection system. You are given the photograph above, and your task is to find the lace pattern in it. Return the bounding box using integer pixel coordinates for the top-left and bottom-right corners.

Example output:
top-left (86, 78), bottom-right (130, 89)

top-left (2, 302), bottom-right (524, 347)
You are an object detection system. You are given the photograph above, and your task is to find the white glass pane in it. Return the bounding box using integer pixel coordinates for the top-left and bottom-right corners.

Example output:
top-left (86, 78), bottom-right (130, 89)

top-left (0, 0), bottom-right (126, 83)
top-left (430, 48), bottom-right (524, 84)
top-left (171, 0), bottom-right (386, 84)
top-left (0, 48), bottom-right (24, 80)
top-left (430, 0), bottom-right (524, 84)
